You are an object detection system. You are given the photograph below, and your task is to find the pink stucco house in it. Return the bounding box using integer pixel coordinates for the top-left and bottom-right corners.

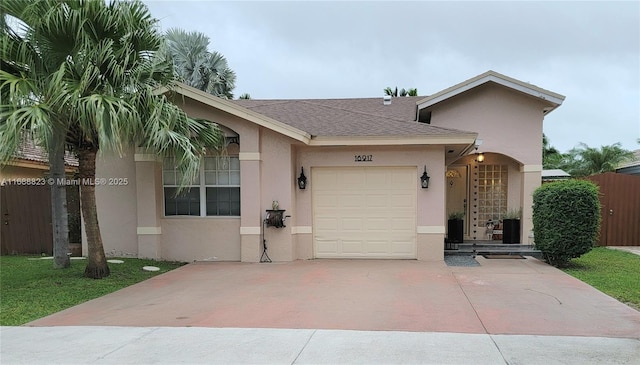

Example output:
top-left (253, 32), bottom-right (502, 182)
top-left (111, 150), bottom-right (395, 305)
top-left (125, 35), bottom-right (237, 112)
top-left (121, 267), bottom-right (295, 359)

top-left (92, 70), bottom-right (564, 262)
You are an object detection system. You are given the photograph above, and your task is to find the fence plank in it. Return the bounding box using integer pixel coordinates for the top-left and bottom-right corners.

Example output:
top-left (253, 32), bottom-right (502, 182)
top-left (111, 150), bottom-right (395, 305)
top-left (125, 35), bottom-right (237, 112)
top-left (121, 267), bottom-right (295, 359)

top-left (0, 184), bottom-right (53, 255)
top-left (586, 173), bottom-right (640, 246)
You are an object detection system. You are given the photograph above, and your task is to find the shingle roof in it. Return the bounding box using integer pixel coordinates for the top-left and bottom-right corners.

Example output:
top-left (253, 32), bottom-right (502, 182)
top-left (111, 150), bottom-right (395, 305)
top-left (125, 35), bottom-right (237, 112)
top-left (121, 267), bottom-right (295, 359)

top-left (231, 97), bottom-right (474, 138)
top-left (13, 136), bottom-right (78, 167)
top-left (617, 149), bottom-right (640, 169)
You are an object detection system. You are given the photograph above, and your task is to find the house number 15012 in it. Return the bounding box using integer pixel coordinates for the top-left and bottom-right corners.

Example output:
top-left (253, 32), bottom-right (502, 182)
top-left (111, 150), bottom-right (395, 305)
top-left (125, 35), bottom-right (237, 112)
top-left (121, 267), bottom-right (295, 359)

top-left (354, 155), bottom-right (373, 162)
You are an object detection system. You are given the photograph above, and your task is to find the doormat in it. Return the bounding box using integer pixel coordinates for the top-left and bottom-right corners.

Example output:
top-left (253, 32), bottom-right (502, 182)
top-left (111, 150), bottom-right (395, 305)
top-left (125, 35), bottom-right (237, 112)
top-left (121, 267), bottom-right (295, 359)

top-left (444, 256), bottom-right (480, 267)
top-left (481, 254), bottom-right (525, 259)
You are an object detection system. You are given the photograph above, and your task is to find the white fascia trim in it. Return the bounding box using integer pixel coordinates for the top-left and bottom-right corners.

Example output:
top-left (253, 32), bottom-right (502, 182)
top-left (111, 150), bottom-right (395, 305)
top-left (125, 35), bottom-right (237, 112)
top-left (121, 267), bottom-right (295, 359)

top-left (238, 152), bottom-right (261, 161)
top-left (521, 165), bottom-right (543, 172)
top-left (417, 71), bottom-right (565, 111)
top-left (134, 154), bottom-right (160, 162)
top-left (240, 226), bottom-right (261, 235)
top-left (417, 226), bottom-right (446, 234)
top-left (137, 227), bottom-right (162, 235)
top-left (309, 135), bottom-right (477, 147)
top-left (157, 83), bottom-right (311, 145)
top-left (291, 226), bottom-right (312, 234)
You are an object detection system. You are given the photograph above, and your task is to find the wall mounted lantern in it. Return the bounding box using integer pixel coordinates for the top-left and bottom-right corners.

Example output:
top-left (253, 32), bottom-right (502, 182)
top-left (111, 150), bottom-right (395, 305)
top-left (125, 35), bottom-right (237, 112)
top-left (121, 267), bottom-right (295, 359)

top-left (420, 166), bottom-right (430, 189)
top-left (297, 167), bottom-right (307, 190)
top-left (477, 153), bottom-right (485, 163)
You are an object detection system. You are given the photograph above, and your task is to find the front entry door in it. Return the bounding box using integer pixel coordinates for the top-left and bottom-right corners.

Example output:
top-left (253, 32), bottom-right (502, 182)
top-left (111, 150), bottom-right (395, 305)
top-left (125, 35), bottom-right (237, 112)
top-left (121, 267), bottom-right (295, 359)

top-left (446, 165), bottom-right (468, 237)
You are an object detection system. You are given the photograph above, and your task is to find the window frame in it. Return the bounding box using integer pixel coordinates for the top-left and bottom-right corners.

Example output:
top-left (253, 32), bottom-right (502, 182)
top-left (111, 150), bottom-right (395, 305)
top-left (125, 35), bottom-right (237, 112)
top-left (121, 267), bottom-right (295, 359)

top-left (163, 155), bottom-right (241, 218)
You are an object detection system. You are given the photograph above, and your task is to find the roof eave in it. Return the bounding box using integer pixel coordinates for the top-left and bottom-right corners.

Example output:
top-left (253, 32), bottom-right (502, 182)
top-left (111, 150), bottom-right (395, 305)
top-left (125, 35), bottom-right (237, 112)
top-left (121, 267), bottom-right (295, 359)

top-left (416, 70), bottom-right (566, 113)
top-left (156, 83), bottom-right (312, 145)
top-left (308, 134), bottom-right (478, 147)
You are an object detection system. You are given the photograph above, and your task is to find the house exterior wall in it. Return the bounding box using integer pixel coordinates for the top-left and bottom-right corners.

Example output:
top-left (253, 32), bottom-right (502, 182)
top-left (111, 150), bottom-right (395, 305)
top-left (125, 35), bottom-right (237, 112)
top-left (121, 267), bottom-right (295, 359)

top-left (132, 96), bottom-right (302, 263)
top-left (429, 83), bottom-right (545, 166)
top-left (92, 79), bottom-right (556, 262)
top-left (92, 149), bottom-right (138, 257)
top-left (258, 129), bottom-right (296, 261)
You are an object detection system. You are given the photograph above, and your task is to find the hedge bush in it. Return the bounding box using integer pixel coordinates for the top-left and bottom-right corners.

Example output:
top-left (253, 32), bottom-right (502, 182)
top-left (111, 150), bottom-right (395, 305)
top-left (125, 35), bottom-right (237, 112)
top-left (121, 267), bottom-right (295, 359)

top-left (532, 179), bottom-right (601, 267)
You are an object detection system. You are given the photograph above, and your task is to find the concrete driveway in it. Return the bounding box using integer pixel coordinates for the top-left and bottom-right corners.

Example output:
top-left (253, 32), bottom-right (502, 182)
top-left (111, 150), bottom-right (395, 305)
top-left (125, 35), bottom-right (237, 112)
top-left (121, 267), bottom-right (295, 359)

top-left (28, 257), bottom-right (640, 338)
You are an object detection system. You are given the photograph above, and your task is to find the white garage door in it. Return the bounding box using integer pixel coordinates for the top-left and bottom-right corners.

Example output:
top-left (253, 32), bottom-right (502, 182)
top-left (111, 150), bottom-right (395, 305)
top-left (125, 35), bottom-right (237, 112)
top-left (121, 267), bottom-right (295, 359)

top-left (313, 167), bottom-right (417, 259)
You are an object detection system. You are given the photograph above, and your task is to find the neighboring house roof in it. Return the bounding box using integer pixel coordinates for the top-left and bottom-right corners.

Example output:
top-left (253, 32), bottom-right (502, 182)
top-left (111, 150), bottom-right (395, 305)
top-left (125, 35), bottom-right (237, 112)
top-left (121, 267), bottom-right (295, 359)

top-left (542, 169), bottom-right (571, 181)
top-left (416, 70), bottom-right (566, 116)
top-left (616, 149), bottom-right (640, 175)
top-left (11, 136), bottom-right (78, 168)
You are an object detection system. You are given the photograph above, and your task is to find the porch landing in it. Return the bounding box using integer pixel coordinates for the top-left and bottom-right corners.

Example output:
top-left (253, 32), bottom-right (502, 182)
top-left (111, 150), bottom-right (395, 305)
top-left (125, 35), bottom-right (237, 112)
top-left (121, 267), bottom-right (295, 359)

top-left (445, 241), bottom-right (542, 259)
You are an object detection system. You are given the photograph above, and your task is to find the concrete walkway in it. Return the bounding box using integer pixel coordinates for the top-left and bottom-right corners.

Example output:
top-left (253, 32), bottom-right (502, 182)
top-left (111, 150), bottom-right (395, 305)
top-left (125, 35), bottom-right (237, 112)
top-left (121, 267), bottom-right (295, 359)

top-left (609, 246), bottom-right (640, 256)
top-left (2, 326), bottom-right (639, 364)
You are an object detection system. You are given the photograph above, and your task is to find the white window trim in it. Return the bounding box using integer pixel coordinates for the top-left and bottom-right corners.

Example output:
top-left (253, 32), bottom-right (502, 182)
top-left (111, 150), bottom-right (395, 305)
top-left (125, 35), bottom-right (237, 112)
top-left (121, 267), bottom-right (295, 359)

top-left (163, 156), bottom-right (240, 218)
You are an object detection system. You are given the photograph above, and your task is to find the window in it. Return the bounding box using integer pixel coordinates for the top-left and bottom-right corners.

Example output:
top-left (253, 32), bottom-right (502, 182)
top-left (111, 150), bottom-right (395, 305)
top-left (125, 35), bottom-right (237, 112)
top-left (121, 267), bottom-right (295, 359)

top-left (163, 156), bottom-right (240, 217)
top-left (477, 164), bottom-right (507, 224)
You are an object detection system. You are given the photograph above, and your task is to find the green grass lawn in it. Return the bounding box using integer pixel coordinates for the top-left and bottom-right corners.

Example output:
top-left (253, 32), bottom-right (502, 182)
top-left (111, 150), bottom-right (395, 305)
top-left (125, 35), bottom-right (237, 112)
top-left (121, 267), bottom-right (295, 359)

top-left (0, 256), bottom-right (185, 326)
top-left (563, 247), bottom-right (640, 311)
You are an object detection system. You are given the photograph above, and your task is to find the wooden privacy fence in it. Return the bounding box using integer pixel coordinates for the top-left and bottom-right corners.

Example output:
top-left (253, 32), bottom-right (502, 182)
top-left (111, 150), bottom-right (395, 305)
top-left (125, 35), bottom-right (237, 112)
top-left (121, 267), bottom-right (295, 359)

top-left (1, 184), bottom-right (53, 255)
top-left (585, 172), bottom-right (640, 246)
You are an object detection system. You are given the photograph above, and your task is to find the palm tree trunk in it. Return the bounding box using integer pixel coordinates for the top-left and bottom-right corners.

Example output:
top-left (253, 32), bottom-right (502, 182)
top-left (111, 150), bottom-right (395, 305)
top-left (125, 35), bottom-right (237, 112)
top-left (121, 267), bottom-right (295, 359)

top-left (49, 131), bottom-right (70, 269)
top-left (78, 147), bottom-right (110, 279)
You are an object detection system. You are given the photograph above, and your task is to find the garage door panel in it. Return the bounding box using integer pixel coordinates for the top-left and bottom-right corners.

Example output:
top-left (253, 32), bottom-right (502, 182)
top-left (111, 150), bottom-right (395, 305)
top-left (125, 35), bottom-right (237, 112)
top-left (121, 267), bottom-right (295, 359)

top-left (315, 195), bottom-right (338, 208)
top-left (342, 171), bottom-right (365, 188)
top-left (342, 218), bottom-right (363, 231)
top-left (366, 194), bottom-right (389, 208)
top-left (342, 194), bottom-right (365, 208)
top-left (314, 171), bottom-right (338, 186)
top-left (364, 170), bottom-right (390, 189)
top-left (313, 167), bottom-right (416, 259)
top-left (315, 239), bottom-right (338, 254)
top-left (316, 217), bottom-right (338, 231)
top-left (342, 240), bottom-right (364, 254)
top-left (392, 241), bottom-right (415, 255)
top-left (365, 218), bottom-right (390, 231)
top-left (366, 240), bottom-right (390, 254)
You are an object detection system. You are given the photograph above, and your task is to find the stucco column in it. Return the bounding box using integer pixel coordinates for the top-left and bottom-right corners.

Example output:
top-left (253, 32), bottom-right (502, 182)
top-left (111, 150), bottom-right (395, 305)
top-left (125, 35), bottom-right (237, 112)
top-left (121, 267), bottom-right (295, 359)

top-left (238, 110), bottom-right (263, 264)
top-left (416, 149), bottom-right (446, 261)
top-left (521, 165), bottom-right (542, 244)
top-left (134, 149), bottom-right (162, 259)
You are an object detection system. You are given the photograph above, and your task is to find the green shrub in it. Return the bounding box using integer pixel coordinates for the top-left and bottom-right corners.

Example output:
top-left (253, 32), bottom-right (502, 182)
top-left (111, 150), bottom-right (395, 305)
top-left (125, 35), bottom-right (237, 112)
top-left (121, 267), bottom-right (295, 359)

top-left (448, 211), bottom-right (464, 220)
top-left (532, 179), bottom-right (601, 267)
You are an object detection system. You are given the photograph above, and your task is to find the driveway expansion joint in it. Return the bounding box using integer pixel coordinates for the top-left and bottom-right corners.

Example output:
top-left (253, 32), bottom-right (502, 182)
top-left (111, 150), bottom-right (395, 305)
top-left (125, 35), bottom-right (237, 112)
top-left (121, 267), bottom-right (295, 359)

top-left (291, 329), bottom-right (317, 364)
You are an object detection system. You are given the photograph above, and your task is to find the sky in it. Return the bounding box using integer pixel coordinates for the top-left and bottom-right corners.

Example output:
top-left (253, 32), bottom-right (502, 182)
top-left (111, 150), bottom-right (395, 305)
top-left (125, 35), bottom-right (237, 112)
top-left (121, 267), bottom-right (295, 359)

top-left (143, 1), bottom-right (640, 153)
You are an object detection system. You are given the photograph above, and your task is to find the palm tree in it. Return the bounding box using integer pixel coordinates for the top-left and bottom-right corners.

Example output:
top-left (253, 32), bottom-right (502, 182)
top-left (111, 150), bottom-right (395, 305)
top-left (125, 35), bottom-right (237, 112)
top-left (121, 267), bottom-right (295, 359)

top-left (565, 142), bottom-right (634, 177)
top-left (238, 93), bottom-right (251, 100)
top-left (542, 133), bottom-right (564, 169)
top-left (384, 87), bottom-right (418, 97)
top-left (1, 0), bottom-right (224, 278)
top-left (1, 0), bottom-right (72, 269)
top-left (164, 28), bottom-right (236, 99)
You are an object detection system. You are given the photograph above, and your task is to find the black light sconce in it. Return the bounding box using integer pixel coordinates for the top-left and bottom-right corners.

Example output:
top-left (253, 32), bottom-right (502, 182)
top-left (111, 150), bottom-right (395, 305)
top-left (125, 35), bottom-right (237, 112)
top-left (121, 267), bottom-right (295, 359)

top-left (420, 166), bottom-right (430, 189)
top-left (477, 153), bottom-right (485, 163)
top-left (297, 167), bottom-right (307, 190)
